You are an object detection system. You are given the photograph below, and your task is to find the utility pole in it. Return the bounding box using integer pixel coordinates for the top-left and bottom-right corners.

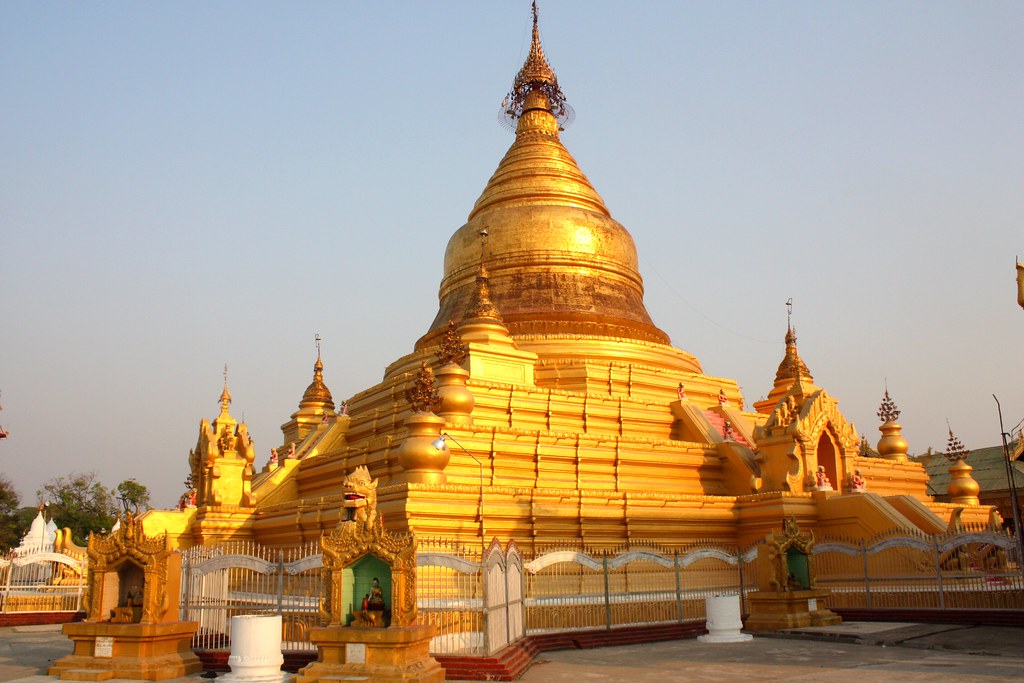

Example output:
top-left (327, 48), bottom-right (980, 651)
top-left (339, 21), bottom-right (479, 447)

top-left (994, 395), bottom-right (1024, 574)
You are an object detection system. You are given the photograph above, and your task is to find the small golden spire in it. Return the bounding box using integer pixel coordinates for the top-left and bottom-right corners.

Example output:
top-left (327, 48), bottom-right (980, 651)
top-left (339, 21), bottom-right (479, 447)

top-left (501, 1), bottom-right (568, 124)
top-left (464, 232), bottom-right (503, 321)
top-left (300, 335), bottom-right (334, 408)
top-left (218, 364), bottom-right (232, 417)
top-left (774, 315), bottom-right (813, 386)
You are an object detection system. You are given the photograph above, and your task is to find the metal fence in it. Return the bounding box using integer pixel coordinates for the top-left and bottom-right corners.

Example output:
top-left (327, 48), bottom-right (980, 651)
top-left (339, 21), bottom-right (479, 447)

top-left (0, 551), bottom-right (87, 613)
top-left (522, 540), bottom-right (757, 635)
top-left (812, 524), bottom-right (1022, 610)
top-left (176, 525), bottom-right (1021, 657)
top-left (180, 541), bottom-right (323, 652)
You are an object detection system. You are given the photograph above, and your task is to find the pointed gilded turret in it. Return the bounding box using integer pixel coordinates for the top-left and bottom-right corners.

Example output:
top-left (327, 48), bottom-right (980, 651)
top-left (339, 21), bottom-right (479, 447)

top-left (754, 323), bottom-right (816, 415)
top-left (422, 1), bottom-right (671, 350)
top-left (213, 364), bottom-right (236, 432)
top-left (280, 340), bottom-right (336, 448)
top-left (299, 350), bottom-right (335, 413)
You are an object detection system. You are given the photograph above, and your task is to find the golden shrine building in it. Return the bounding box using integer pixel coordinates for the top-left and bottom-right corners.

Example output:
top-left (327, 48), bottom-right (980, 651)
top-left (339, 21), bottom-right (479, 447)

top-left (143, 7), bottom-right (994, 552)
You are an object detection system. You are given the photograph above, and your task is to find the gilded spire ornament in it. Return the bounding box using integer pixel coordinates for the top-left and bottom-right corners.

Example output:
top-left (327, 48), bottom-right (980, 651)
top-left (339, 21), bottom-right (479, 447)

top-left (773, 303), bottom-right (813, 386)
top-left (218, 364), bottom-right (233, 418)
top-left (501, 1), bottom-right (570, 126)
top-left (875, 385), bottom-right (908, 461)
top-left (406, 361), bottom-right (442, 414)
top-left (464, 232), bottom-right (502, 321)
top-left (943, 422), bottom-right (969, 463)
top-left (944, 421), bottom-right (980, 505)
top-left (301, 334), bottom-right (334, 407)
top-left (877, 388), bottom-right (900, 424)
top-left (435, 321), bottom-right (468, 367)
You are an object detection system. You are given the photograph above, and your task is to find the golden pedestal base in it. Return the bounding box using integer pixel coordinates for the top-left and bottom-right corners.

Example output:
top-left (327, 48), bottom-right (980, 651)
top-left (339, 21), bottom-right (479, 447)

top-left (744, 590), bottom-right (841, 631)
top-left (295, 624), bottom-right (444, 683)
top-left (49, 621), bottom-right (201, 681)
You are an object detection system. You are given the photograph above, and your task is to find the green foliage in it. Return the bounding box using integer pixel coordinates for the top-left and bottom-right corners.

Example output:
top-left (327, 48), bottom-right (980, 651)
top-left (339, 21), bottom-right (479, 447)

top-left (39, 472), bottom-right (117, 546)
top-left (115, 479), bottom-right (151, 514)
top-left (0, 475), bottom-right (24, 551)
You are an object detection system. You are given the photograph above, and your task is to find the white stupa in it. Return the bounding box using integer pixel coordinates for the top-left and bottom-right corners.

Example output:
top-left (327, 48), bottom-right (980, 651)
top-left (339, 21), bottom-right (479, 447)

top-left (16, 505), bottom-right (57, 555)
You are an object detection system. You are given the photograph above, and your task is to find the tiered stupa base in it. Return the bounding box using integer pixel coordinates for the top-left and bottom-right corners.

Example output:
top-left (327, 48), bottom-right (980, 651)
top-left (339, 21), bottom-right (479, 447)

top-left (49, 621), bottom-right (201, 681)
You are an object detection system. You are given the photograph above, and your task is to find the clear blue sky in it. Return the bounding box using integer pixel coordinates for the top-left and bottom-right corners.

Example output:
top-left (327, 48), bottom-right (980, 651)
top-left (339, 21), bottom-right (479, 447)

top-left (2, 1), bottom-right (1022, 508)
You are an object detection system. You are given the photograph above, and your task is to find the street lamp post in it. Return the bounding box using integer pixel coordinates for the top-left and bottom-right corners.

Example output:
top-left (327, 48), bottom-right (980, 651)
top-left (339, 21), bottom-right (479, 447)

top-left (993, 395), bottom-right (1024, 574)
top-left (432, 433), bottom-right (485, 550)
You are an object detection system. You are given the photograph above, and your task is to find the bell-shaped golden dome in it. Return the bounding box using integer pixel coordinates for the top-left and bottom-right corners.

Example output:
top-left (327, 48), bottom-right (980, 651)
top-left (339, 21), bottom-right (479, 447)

top-left (421, 7), bottom-right (668, 347)
top-left (299, 352), bottom-right (334, 411)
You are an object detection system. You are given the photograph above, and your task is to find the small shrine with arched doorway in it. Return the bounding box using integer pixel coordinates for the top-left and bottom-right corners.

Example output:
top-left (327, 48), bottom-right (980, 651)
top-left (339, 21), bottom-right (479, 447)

top-left (295, 466), bottom-right (444, 683)
top-left (49, 514), bottom-right (200, 680)
top-left (745, 516), bottom-right (840, 631)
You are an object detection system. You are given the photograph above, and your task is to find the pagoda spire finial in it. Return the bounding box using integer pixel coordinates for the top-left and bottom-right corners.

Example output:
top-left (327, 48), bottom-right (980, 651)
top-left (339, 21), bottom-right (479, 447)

top-left (219, 364), bottom-right (232, 416)
top-left (776, 301), bottom-right (811, 384)
top-left (463, 228), bottom-right (502, 322)
top-left (877, 382), bottom-right (901, 424)
top-left (301, 335), bottom-right (334, 408)
top-left (501, 1), bottom-right (570, 126)
top-left (786, 298), bottom-right (794, 341)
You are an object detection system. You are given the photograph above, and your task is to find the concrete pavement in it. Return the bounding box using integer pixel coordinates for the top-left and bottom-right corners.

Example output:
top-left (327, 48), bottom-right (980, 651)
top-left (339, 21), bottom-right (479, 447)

top-left (1, 621), bottom-right (1022, 682)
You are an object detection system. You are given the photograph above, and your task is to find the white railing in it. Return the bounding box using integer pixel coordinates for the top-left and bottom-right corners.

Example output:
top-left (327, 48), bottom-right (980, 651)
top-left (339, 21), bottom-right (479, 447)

top-left (0, 551), bottom-right (87, 613)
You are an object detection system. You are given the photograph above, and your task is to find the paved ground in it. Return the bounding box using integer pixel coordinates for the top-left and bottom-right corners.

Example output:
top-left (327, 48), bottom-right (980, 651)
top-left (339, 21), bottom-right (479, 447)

top-left (1, 622), bottom-right (1022, 682)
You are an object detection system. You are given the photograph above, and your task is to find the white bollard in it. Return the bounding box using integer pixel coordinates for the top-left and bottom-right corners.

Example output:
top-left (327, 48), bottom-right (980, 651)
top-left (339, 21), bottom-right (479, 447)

top-left (221, 614), bottom-right (289, 682)
top-left (697, 594), bottom-right (752, 643)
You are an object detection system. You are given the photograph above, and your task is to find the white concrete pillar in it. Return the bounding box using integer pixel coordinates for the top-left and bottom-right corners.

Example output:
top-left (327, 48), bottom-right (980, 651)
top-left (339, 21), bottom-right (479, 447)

top-left (221, 614), bottom-right (289, 682)
top-left (698, 594), bottom-right (752, 643)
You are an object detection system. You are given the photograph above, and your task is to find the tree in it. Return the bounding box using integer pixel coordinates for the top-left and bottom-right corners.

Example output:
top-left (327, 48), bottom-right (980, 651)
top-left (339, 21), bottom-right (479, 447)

top-left (0, 474), bottom-right (26, 551)
top-left (115, 479), bottom-right (151, 514)
top-left (38, 472), bottom-right (116, 546)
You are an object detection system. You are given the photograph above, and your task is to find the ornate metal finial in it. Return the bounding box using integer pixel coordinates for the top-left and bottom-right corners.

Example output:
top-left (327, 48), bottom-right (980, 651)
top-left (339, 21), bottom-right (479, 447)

top-left (480, 228), bottom-right (489, 262)
top-left (944, 421), bottom-right (969, 462)
top-left (501, 1), bottom-right (569, 125)
top-left (406, 361), bottom-right (442, 413)
top-left (315, 333), bottom-right (322, 359)
top-left (877, 386), bottom-right (900, 423)
top-left (219, 364), bottom-right (232, 412)
top-left (436, 321), bottom-right (469, 366)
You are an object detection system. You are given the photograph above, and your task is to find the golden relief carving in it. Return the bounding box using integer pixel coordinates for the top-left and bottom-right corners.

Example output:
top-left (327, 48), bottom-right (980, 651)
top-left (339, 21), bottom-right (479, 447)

top-left (796, 390), bottom-right (859, 453)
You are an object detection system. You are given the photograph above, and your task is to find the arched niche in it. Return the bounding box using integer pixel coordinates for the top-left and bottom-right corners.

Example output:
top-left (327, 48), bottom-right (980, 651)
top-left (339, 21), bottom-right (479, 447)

top-left (815, 430), bottom-right (839, 490)
top-left (343, 554), bottom-right (392, 626)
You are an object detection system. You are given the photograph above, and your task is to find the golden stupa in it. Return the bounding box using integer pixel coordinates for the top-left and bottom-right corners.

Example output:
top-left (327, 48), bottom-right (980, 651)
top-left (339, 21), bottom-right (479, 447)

top-left (147, 6), bottom-right (990, 550)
